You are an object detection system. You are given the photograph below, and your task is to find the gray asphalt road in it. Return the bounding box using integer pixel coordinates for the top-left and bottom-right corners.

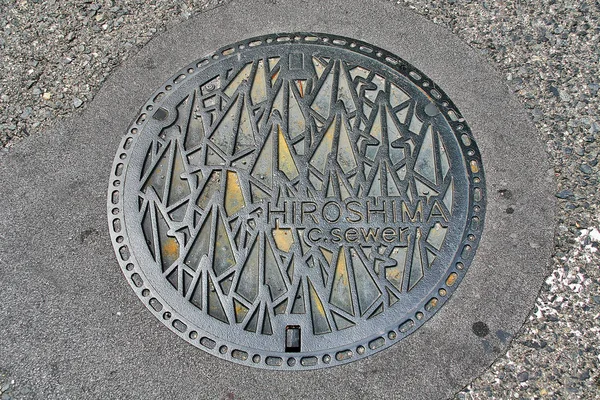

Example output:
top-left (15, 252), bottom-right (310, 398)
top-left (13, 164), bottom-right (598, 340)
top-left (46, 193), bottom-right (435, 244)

top-left (0, 0), bottom-right (598, 399)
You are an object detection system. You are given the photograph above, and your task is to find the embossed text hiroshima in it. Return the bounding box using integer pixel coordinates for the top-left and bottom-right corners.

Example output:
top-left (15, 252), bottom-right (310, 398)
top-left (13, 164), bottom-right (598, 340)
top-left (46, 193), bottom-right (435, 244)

top-left (111, 33), bottom-right (485, 368)
top-left (134, 45), bottom-right (463, 331)
top-left (264, 198), bottom-right (448, 245)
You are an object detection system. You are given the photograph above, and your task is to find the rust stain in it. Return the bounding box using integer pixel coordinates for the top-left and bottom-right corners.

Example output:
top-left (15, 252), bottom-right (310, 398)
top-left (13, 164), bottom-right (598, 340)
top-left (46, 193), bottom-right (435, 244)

top-left (235, 303), bottom-right (245, 315)
top-left (386, 268), bottom-right (401, 282)
top-left (330, 250), bottom-right (352, 313)
top-left (225, 171), bottom-right (245, 216)
top-left (446, 272), bottom-right (458, 286)
top-left (224, 63), bottom-right (252, 97)
top-left (277, 126), bottom-right (299, 180)
top-left (272, 222), bottom-right (294, 253)
top-left (271, 69), bottom-right (280, 85)
top-left (251, 60), bottom-right (267, 104)
top-left (426, 298), bottom-right (438, 310)
top-left (320, 248), bottom-right (333, 265)
top-left (309, 281), bottom-right (327, 317)
top-left (162, 237), bottom-right (180, 258)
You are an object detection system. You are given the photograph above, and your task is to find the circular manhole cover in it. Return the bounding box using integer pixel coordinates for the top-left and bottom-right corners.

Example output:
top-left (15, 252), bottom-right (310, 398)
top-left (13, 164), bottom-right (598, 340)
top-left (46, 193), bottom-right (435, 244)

top-left (108, 32), bottom-right (485, 369)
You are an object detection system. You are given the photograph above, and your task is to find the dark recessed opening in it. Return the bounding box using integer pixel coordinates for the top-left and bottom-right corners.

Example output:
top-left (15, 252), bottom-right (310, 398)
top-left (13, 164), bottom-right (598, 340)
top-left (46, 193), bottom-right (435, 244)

top-left (285, 325), bottom-right (301, 352)
top-left (152, 107), bottom-right (169, 121)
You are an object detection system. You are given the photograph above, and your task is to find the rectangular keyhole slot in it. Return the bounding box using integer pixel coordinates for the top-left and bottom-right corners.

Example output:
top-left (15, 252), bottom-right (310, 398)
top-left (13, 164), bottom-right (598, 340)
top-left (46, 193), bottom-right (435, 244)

top-left (285, 325), bottom-right (301, 352)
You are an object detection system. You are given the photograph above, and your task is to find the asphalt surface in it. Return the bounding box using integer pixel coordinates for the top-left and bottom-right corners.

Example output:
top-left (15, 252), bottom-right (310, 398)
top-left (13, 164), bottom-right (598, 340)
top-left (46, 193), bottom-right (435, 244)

top-left (0, 0), bottom-right (598, 399)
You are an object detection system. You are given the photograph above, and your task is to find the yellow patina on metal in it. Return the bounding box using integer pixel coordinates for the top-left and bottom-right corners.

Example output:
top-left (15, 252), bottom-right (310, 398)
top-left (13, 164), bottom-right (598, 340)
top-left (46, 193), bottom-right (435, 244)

top-left (225, 171), bottom-right (245, 216)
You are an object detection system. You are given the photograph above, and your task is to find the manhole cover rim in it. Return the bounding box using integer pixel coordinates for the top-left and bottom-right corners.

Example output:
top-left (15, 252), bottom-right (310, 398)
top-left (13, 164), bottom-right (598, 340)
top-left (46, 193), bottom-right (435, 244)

top-left (107, 31), bottom-right (486, 370)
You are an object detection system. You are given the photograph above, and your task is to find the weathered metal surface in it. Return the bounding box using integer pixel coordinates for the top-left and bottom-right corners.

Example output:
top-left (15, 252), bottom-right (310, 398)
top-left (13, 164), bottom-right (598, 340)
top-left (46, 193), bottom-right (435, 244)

top-left (108, 32), bottom-right (486, 369)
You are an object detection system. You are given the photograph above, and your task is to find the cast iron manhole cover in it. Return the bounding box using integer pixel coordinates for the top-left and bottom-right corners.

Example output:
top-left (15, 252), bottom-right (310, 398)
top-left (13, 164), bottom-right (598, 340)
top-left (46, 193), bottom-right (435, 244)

top-left (108, 32), bottom-right (486, 369)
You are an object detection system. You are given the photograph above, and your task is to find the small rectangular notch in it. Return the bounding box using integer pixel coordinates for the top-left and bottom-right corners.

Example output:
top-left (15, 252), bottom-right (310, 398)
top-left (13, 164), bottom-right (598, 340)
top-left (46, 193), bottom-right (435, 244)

top-left (289, 53), bottom-right (304, 71)
top-left (285, 325), bottom-right (301, 352)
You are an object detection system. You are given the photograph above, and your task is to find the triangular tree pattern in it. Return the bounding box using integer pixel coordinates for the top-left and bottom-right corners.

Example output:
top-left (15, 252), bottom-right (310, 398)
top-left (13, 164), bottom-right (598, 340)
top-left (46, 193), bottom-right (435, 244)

top-left (135, 47), bottom-right (460, 336)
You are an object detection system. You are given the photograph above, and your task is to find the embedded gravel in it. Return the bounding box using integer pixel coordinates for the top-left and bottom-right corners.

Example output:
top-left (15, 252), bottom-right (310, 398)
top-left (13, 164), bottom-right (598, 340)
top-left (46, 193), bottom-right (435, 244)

top-left (1, 0), bottom-right (599, 399)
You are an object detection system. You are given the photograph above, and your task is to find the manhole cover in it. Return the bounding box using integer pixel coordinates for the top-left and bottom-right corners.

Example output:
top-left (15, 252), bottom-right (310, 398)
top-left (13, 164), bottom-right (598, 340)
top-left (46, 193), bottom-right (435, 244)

top-left (108, 32), bottom-right (485, 369)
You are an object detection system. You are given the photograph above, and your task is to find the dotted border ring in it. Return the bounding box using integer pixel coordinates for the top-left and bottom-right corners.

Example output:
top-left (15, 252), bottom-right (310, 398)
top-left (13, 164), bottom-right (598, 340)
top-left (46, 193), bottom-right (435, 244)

top-left (107, 32), bottom-right (486, 370)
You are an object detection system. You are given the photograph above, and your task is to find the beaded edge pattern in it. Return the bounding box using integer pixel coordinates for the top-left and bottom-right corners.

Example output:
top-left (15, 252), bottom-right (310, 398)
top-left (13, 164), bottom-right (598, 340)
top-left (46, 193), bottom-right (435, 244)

top-left (107, 32), bottom-right (486, 370)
